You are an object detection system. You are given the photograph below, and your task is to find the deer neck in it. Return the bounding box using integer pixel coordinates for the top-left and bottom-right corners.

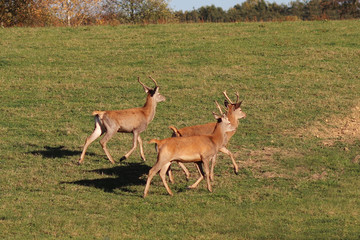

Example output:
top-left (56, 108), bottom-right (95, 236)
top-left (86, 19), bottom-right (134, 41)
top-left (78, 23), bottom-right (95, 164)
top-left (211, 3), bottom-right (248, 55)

top-left (143, 94), bottom-right (157, 123)
top-left (210, 122), bottom-right (227, 150)
top-left (223, 113), bottom-right (238, 144)
top-left (227, 112), bottom-right (239, 129)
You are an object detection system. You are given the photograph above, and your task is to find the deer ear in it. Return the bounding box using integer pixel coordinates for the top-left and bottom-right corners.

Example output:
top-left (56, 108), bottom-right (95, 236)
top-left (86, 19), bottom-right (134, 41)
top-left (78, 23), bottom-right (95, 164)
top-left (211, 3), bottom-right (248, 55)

top-left (212, 112), bottom-right (221, 120)
top-left (146, 86), bottom-right (159, 96)
top-left (149, 88), bottom-right (157, 96)
top-left (143, 87), bottom-right (150, 93)
top-left (235, 101), bottom-right (242, 109)
top-left (224, 100), bottom-right (229, 108)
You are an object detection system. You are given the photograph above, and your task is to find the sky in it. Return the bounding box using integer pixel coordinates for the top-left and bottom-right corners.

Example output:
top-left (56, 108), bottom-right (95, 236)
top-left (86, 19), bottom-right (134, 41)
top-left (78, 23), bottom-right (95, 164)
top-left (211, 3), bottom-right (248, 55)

top-left (169, 0), bottom-right (290, 11)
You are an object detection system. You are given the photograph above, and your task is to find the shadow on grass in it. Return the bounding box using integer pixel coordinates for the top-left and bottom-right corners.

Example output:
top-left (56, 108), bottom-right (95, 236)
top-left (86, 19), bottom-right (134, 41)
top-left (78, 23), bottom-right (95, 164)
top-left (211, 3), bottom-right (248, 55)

top-left (29, 145), bottom-right (87, 158)
top-left (61, 162), bottom-right (151, 194)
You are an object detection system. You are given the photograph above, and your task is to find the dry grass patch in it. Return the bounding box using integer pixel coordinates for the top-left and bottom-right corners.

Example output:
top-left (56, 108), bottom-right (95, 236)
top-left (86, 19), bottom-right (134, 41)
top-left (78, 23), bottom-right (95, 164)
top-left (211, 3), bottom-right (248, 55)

top-left (235, 100), bottom-right (360, 180)
top-left (236, 101), bottom-right (360, 180)
top-left (236, 147), bottom-right (337, 182)
top-left (297, 101), bottom-right (360, 146)
top-left (236, 147), bottom-right (302, 179)
top-left (237, 101), bottom-right (360, 181)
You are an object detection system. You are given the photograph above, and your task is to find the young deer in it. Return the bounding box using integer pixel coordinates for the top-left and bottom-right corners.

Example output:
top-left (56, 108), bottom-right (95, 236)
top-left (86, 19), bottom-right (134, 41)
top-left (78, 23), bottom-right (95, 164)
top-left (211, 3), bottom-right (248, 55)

top-left (143, 107), bottom-right (236, 197)
top-left (78, 77), bottom-right (166, 164)
top-left (169, 91), bottom-right (246, 181)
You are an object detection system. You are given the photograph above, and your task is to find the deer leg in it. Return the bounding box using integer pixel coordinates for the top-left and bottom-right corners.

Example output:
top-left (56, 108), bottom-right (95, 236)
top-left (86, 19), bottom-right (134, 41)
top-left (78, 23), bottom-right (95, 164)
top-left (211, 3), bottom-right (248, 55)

top-left (144, 160), bottom-right (165, 198)
top-left (188, 162), bottom-right (204, 189)
top-left (210, 155), bottom-right (217, 181)
top-left (167, 165), bottom-right (175, 184)
top-left (203, 158), bottom-right (212, 192)
top-left (159, 162), bottom-right (173, 196)
top-left (167, 162), bottom-right (190, 183)
top-left (79, 117), bottom-right (104, 164)
top-left (178, 162), bottom-right (191, 180)
top-left (219, 147), bottom-right (238, 175)
top-left (120, 131), bottom-right (139, 161)
top-left (137, 135), bottom-right (146, 161)
top-left (99, 128), bottom-right (117, 164)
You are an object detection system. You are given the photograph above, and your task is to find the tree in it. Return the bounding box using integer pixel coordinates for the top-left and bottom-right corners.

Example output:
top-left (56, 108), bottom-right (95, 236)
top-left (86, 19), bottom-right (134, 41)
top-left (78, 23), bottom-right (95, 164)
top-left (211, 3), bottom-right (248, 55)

top-left (198, 5), bottom-right (227, 22)
top-left (184, 10), bottom-right (200, 22)
top-left (289, 0), bottom-right (306, 19)
top-left (48, 0), bottom-right (102, 26)
top-left (117, 0), bottom-right (171, 23)
top-left (0, 0), bottom-right (52, 27)
top-left (335, 0), bottom-right (360, 18)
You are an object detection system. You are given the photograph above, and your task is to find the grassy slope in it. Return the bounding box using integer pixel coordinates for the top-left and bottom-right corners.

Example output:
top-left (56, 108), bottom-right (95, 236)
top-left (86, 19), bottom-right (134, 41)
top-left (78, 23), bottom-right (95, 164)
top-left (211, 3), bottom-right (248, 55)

top-left (1, 21), bottom-right (360, 239)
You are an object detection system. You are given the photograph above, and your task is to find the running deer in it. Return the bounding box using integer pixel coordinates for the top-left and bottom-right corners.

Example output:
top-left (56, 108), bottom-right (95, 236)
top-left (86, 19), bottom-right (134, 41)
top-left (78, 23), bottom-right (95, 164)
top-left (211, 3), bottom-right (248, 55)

top-left (168, 91), bottom-right (246, 181)
top-left (143, 105), bottom-right (236, 197)
top-left (78, 77), bottom-right (166, 164)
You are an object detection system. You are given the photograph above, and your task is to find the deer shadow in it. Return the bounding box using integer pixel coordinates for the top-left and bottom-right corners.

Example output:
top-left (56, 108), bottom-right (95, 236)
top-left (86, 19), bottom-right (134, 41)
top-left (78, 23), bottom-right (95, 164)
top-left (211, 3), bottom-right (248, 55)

top-left (61, 162), bottom-right (151, 194)
top-left (29, 145), bottom-right (84, 159)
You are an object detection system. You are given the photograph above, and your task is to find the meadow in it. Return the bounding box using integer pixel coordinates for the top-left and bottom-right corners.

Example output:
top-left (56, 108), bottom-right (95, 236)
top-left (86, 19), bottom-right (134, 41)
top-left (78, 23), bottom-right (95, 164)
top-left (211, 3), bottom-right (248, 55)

top-left (1, 20), bottom-right (360, 239)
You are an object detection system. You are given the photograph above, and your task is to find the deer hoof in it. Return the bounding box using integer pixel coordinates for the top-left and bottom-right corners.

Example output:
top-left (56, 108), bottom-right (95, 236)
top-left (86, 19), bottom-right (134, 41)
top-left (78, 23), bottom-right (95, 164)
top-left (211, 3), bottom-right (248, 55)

top-left (120, 156), bottom-right (127, 162)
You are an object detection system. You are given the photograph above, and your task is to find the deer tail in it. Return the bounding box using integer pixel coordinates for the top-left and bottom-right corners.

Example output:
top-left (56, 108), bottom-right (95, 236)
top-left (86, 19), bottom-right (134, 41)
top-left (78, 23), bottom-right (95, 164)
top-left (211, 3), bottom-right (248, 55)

top-left (148, 138), bottom-right (161, 153)
top-left (168, 125), bottom-right (182, 137)
top-left (148, 139), bottom-right (161, 145)
top-left (92, 111), bottom-right (106, 120)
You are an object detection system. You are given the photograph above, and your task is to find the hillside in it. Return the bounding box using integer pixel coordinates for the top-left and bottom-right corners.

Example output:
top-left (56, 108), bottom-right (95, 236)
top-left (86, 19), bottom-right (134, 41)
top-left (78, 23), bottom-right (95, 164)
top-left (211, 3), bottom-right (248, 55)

top-left (1, 21), bottom-right (360, 239)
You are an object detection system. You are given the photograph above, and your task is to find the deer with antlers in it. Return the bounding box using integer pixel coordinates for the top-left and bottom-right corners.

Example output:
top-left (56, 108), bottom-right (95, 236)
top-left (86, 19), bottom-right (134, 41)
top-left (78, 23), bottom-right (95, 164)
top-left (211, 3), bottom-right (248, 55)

top-left (144, 103), bottom-right (236, 197)
top-left (78, 77), bottom-right (166, 164)
top-left (168, 91), bottom-right (246, 182)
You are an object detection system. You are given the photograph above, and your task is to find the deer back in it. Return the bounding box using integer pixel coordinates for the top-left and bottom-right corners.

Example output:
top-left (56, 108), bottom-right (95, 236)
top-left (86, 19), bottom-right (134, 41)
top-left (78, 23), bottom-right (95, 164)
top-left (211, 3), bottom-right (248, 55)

top-left (155, 114), bottom-right (234, 162)
top-left (174, 122), bottom-right (217, 137)
top-left (102, 109), bottom-right (148, 133)
top-left (157, 135), bottom-right (219, 162)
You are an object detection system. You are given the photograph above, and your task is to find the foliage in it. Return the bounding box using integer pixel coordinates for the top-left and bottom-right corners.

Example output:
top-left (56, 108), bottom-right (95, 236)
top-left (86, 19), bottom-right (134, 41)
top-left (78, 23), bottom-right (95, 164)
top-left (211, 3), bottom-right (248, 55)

top-left (197, 5), bottom-right (227, 22)
top-left (48, 0), bottom-right (103, 26)
top-left (1, 0), bottom-right (360, 26)
top-left (0, 0), bottom-right (54, 26)
top-left (118, 0), bottom-right (172, 23)
top-left (175, 0), bottom-right (360, 22)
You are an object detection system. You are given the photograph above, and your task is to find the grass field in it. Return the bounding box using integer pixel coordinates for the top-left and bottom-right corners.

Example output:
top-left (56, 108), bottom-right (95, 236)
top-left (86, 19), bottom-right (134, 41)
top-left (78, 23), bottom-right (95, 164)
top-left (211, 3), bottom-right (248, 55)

top-left (1, 20), bottom-right (360, 239)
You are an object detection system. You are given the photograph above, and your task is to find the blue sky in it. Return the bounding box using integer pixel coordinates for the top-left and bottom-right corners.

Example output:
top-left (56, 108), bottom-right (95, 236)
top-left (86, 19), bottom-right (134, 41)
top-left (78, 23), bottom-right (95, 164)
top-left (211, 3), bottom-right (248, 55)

top-left (169, 0), bottom-right (290, 11)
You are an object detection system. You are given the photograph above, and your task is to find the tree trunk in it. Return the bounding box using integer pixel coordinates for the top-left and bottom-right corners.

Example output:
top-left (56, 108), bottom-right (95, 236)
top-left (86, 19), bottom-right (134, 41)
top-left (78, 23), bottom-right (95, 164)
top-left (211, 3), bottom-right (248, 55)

top-left (66, 0), bottom-right (71, 26)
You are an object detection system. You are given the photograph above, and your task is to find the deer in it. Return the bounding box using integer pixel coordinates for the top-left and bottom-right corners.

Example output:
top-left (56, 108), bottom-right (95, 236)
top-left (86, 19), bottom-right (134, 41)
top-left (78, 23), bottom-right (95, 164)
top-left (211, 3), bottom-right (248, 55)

top-left (78, 76), bottom-right (166, 164)
top-left (143, 102), bottom-right (236, 198)
top-left (168, 91), bottom-right (246, 182)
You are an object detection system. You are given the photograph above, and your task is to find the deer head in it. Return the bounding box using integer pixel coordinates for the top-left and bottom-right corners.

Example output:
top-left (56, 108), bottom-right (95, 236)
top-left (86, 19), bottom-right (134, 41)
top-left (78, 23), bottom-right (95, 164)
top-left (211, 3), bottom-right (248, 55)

top-left (138, 76), bottom-right (166, 103)
top-left (223, 91), bottom-right (246, 120)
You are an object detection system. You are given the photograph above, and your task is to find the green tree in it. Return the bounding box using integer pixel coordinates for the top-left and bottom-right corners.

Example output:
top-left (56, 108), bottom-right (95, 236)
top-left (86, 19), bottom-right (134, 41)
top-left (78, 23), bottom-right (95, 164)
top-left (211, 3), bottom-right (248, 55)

top-left (185, 10), bottom-right (199, 22)
top-left (336, 0), bottom-right (360, 18)
top-left (117, 0), bottom-right (172, 23)
top-left (289, 0), bottom-right (306, 19)
top-left (198, 5), bottom-right (226, 22)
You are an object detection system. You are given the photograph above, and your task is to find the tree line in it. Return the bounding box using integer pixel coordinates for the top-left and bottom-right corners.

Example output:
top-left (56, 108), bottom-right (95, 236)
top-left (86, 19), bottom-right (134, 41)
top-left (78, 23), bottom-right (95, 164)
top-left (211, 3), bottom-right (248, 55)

top-left (1, 0), bottom-right (360, 27)
top-left (176, 0), bottom-right (360, 22)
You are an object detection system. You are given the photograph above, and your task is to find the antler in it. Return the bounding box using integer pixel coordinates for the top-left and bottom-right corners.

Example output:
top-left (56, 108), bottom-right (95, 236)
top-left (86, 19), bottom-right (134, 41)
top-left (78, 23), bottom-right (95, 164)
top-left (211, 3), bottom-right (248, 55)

top-left (148, 76), bottom-right (159, 87)
top-left (235, 91), bottom-right (239, 103)
top-left (224, 91), bottom-right (240, 104)
top-left (223, 91), bottom-right (233, 104)
top-left (215, 100), bottom-right (224, 115)
top-left (138, 77), bottom-right (150, 90)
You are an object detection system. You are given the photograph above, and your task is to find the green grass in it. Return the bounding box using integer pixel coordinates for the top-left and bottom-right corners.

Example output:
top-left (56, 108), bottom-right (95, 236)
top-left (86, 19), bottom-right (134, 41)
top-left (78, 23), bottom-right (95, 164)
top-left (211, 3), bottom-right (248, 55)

top-left (1, 20), bottom-right (360, 239)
